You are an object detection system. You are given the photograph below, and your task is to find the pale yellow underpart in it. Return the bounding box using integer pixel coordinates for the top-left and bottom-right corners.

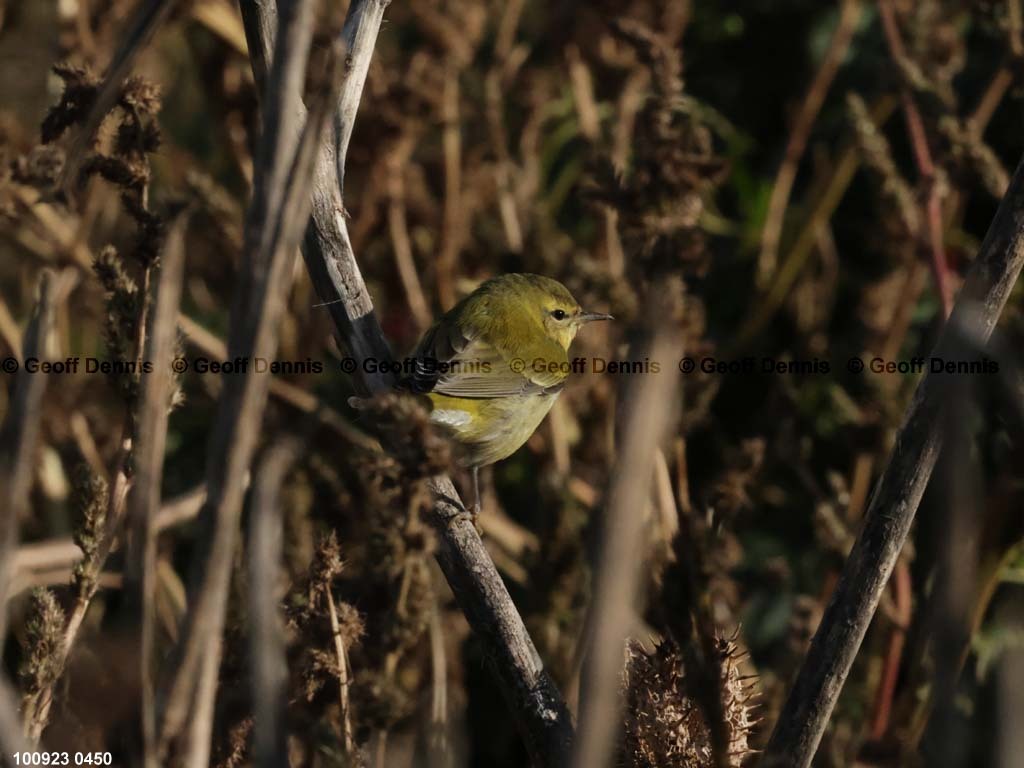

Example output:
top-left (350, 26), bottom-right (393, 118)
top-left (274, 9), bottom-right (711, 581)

top-left (428, 391), bottom-right (561, 468)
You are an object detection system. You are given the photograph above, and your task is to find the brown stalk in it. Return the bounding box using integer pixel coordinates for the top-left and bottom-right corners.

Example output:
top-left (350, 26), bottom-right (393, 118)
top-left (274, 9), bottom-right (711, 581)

top-left (176, 312), bottom-right (380, 452)
top-left (124, 211), bottom-right (189, 768)
top-left (248, 439), bottom-right (301, 768)
top-left (10, 485), bottom-right (205, 597)
top-left (572, 333), bottom-right (681, 768)
top-left (761, 153), bottom-right (1024, 767)
top-left (734, 95), bottom-right (899, 350)
top-left (156, 2), bottom-right (347, 763)
top-left (758, 0), bottom-right (862, 288)
top-left (0, 269), bottom-right (75, 642)
top-left (877, 0), bottom-right (953, 318)
top-left (386, 133), bottom-right (433, 332)
top-left (484, 0), bottom-right (527, 256)
top-left (239, 1), bottom-right (576, 764)
top-left (438, 61), bottom-right (464, 307)
top-left (327, 582), bottom-right (356, 756)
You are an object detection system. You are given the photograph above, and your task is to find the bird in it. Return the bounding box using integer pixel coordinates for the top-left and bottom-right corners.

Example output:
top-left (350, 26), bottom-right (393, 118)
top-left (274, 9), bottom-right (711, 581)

top-left (401, 273), bottom-right (611, 517)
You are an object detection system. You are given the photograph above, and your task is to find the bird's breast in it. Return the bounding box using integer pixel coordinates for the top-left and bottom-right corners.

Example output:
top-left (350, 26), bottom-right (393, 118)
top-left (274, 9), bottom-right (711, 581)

top-left (427, 391), bottom-right (560, 468)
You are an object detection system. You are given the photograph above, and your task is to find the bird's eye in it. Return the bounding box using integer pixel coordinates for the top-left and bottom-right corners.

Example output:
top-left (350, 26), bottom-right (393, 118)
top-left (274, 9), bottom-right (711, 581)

top-left (551, 309), bottom-right (567, 321)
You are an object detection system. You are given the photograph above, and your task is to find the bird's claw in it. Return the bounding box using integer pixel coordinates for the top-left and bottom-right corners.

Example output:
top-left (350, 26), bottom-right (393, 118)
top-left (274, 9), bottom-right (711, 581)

top-left (447, 501), bottom-right (483, 536)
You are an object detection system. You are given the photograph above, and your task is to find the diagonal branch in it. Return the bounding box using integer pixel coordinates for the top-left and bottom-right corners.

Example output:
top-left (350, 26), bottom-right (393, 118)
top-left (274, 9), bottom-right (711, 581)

top-left (761, 154), bottom-right (1024, 767)
top-left (238, 1), bottom-right (575, 764)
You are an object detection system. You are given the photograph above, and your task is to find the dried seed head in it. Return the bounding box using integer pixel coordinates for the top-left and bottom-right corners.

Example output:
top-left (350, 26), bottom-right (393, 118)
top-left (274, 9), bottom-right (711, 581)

top-left (41, 62), bottom-right (100, 143)
top-left (359, 392), bottom-right (451, 478)
top-left (70, 463), bottom-right (108, 600)
top-left (622, 637), bottom-right (756, 767)
top-left (18, 588), bottom-right (66, 697)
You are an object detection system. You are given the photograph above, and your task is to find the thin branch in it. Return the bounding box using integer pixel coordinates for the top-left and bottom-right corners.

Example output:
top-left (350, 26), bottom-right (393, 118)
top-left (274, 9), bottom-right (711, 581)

top-left (572, 333), bottom-right (681, 768)
top-left (0, 269), bottom-right (75, 642)
top-left (244, 0), bottom-right (399, 395)
top-left (761, 153), bottom-right (1024, 767)
top-left (249, 439), bottom-right (301, 768)
top-left (9, 485), bottom-right (205, 598)
top-left (758, 0), bottom-right (862, 287)
top-left (877, 0), bottom-right (953, 317)
top-left (429, 475), bottom-right (575, 765)
top-left (124, 211), bottom-right (189, 768)
top-left (239, 2), bottom-right (577, 764)
top-left (156, 2), bottom-right (346, 762)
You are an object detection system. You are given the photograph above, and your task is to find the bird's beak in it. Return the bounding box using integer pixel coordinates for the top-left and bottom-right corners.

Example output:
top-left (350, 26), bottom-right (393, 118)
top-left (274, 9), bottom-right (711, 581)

top-left (578, 311), bottom-right (613, 323)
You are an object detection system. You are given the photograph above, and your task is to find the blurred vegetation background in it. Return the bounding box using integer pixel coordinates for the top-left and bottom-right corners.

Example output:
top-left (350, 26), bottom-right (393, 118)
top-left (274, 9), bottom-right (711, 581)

top-left (1, 0), bottom-right (1023, 765)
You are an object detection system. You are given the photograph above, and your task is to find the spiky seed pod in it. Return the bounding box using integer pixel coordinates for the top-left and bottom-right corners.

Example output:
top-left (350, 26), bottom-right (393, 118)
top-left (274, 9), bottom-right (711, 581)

top-left (18, 588), bottom-right (66, 697)
top-left (621, 637), bottom-right (756, 768)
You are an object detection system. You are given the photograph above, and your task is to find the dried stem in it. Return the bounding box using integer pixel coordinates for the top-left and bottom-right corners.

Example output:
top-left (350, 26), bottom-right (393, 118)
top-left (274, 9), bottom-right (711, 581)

top-left (249, 440), bottom-right (300, 768)
top-left (572, 334), bottom-right (680, 768)
top-left (758, 0), bottom-right (862, 287)
top-left (0, 269), bottom-right (75, 642)
top-left (124, 211), bottom-right (189, 768)
top-left (156, 2), bottom-right (348, 763)
top-left (326, 583), bottom-right (355, 756)
top-left (761, 153), bottom-right (1024, 767)
top-left (239, 1), bottom-right (576, 763)
top-left (877, 0), bottom-right (953, 317)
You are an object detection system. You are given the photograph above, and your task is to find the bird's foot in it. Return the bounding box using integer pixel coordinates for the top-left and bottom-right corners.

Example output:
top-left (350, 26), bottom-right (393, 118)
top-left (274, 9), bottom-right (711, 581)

top-left (447, 500), bottom-right (483, 535)
top-left (471, 500), bottom-right (482, 536)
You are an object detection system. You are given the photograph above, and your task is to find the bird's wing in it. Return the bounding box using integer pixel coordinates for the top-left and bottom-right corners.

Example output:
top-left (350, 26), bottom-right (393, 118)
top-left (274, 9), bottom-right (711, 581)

top-left (407, 319), bottom-right (567, 398)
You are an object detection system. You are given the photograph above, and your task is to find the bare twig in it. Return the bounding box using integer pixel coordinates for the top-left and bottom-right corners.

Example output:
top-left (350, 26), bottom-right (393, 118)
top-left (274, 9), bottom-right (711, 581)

top-left (572, 334), bottom-right (680, 768)
top-left (877, 0), bottom-right (953, 317)
top-left (241, 0), bottom-right (393, 389)
top-left (156, 2), bottom-right (348, 763)
top-left (326, 580), bottom-right (356, 756)
top-left (0, 269), bottom-right (75, 642)
top-left (10, 485), bottom-right (206, 598)
top-left (124, 211), bottom-right (189, 768)
top-left (758, 0), bottom-right (862, 287)
top-left (249, 439), bottom-right (301, 768)
top-left (386, 134), bottom-right (432, 331)
top-left (761, 154), bottom-right (1024, 767)
top-left (239, 1), bottom-right (576, 763)
top-left (176, 312), bottom-right (380, 451)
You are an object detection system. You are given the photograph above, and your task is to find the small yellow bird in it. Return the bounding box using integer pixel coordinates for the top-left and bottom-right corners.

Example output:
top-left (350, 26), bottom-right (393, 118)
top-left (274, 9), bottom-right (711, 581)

top-left (402, 273), bottom-right (611, 515)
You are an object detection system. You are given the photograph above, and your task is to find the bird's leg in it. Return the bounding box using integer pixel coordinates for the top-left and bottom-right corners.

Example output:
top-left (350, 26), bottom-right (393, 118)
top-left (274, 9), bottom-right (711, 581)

top-left (471, 465), bottom-right (481, 520)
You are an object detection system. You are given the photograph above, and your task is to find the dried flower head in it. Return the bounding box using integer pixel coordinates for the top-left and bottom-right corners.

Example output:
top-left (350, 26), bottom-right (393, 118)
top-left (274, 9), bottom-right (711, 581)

top-left (358, 392), bottom-right (451, 478)
top-left (18, 588), bottom-right (66, 697)
top-left (70, 463), bottom-right (108, 601)
top-left (622, 637), bottom-right (756, 767)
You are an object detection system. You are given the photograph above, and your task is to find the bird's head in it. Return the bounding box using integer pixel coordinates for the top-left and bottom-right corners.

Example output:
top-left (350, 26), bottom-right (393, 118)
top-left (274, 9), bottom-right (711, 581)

top-left (524, 275), bottom-right (613, 351)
